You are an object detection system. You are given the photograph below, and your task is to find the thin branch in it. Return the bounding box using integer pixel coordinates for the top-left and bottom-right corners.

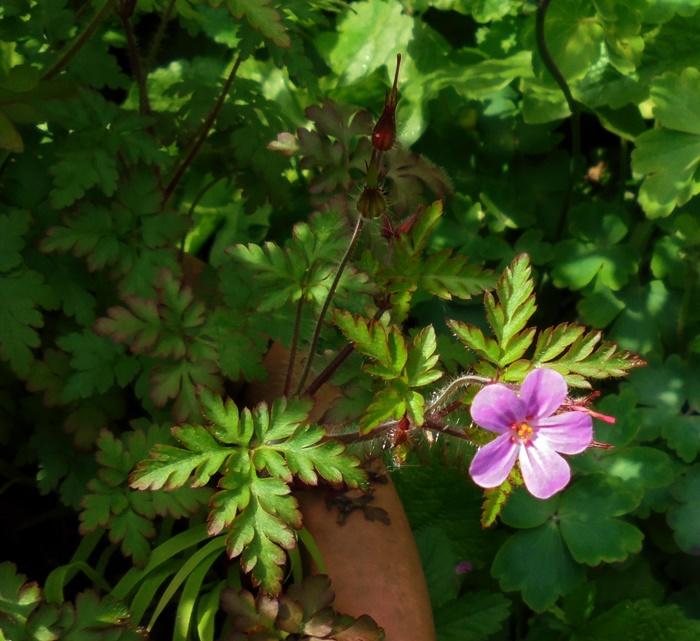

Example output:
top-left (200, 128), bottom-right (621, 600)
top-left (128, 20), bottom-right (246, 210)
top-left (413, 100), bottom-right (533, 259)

top-left (178, 175), bottom-right (225, 260)
top-left (536, 0), bottom-right (581, 235)
top-left (120, 14), bottom-right (151, 116)
top-left (294, 215), bottom-right (365, 395)
top-left (145, 0), bottom-right (176, 72)
top-left (42, 0), bottom-right (118, 80)
top-left (285, 293), bottom-right (306, 396)
top-left (304, 304), bottom-right (388, 396)
top-left (161, 54), bottom-right (243, 209)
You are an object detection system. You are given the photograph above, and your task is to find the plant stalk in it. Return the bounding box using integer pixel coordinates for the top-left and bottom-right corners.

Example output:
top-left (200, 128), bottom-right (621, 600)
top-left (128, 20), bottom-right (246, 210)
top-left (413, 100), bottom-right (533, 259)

top-left (161, 54), bottom-right (243, 208)
top-left (295, 215), bottom-right (365, 395)
top-left (42, 0), bottom-right (117, 80)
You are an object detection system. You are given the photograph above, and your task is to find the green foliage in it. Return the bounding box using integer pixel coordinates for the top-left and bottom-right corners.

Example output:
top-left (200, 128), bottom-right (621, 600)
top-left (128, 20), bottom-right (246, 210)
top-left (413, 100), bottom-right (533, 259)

top-left (449, 254), bottom-right (643, 386)
top-left (0, 562), bottom-right (141, 641)
top-left (221, 575), bottom-right (384, 640)
top-left (3, 0), bottom-right (700, 638)
top-left (80, 426), bottom-right (210, 566)
top-left (131, 391), bottom-right (364, 593)
top-left (334, 313), bottom-right (442, 431)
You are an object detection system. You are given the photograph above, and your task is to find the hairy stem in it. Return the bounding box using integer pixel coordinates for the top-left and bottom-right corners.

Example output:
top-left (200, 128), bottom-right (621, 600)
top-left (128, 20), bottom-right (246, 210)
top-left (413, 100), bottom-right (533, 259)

top-left (536, 0), bottom-right (581, 236)
top-left (120, 14), bottom-right (151, 116)
top-left (285, 292), bottom-right (306, 396)
top-left (426, 374), bottom-right (491, 415)
top-left (145, 0), bottom-right (176, 72)
top-left (161, 54), bottom-right (243, 208)
top-left (42, 0), bottom-right (117, 80)
top-left (295, 215), bottom-right (365, 395)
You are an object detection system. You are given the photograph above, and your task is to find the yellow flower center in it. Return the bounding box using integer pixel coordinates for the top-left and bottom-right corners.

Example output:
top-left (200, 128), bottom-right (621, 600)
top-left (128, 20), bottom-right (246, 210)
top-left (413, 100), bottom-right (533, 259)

top-left (511, 422), bottom-right (534, 444)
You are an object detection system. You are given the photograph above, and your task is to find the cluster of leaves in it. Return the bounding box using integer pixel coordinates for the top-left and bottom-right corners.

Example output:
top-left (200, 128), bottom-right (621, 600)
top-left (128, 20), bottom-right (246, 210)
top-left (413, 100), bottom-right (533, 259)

top-left (221, 575), bottom-right (383, 640)
top-left (130, 390), bottom-right (364, 593)
top-left (2, 1), bottom-right (700, 641)
top-left (0, 562), bottom-right (141, 641)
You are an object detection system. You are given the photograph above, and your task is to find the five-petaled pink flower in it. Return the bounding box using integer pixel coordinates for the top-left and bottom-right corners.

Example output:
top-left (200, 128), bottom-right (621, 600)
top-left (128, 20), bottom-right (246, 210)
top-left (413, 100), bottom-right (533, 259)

top-left (469, 368), bottom-right (592, 499)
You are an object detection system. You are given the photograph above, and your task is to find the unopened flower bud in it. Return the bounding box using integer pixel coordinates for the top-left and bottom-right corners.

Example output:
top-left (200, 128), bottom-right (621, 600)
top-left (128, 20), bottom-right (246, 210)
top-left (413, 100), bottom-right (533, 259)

top-left (357, 187), bottom-right (387, 218)
top-left (371, 54), bottom-right (401, 152)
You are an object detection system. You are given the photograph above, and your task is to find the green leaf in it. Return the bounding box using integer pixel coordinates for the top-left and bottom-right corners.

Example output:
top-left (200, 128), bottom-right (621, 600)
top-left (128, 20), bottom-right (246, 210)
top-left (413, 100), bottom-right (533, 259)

top-left (420, 251), bottom-right (495, 301)
top-left (632, 68), bottom-right (700, 217)
top-left (0, 110), bottom-right (23, 152)
top-left (434, 591), bottom-right (510, 641)
top-left (537, 0), bottom-right (604, 81)
top-left (56, 331), bottom-right (139, 402)
top-left (571, 599), bottom-right (700, 641)
top-left (491, 521), bottom-right (584, 611)
top-left (334, 312), bottom-right (408, 380)
top-left (447, 321), bottom-right (500, 363)
top-left (0, 268), bottom-right (52, 377)
top-left (405, 326), bottom-right (442, 387)
top-left (667, 464), bottom-right (700, 555)
top-left (0, 210), bottom-right (29, 272)
top-left (221, 0), bottom-right (291, 48)
top-left (557, 476), bottom-right (644, 565)
top-left (132, 393), bottom-right (362, 593)
top-left (535, 327), bottom-right (643, 387)
top-left (80, 428), bottom-right (210, 566)
top-left (486, 253), bottom-right (536, 346)
top-left (359, 384), bottom-right (407, 433)
top-left (0, 562), bottom-right (44, 640)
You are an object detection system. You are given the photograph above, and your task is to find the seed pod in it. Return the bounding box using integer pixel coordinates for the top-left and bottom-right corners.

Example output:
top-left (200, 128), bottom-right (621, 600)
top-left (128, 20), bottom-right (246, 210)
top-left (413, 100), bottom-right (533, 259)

top-left (371, 54), bottom-right (401, 152)
top-left (357, 187), bottom-right (387, 218)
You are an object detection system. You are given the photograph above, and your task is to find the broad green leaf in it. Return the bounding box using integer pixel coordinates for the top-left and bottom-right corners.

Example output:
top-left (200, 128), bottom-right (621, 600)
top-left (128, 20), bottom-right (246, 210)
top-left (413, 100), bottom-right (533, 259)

top-left (632, 68), bottom-right (700, 217)
top-left (557, 476), bottom-right (644, 565)
top-left (538, 0), bottom-right (604, 81)
top-left (434, 591), bottom-right (511, 641)
top-left (667, 464), bottom-right (700, 555)
top-left (571, 599), bottom-right (700, 641)
top-left (491, 521), bottom-right (584, 611)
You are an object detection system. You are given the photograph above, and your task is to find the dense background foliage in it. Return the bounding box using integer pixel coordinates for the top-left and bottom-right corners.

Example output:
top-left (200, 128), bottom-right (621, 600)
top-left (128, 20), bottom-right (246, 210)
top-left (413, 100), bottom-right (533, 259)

top-left (1, 0), bottom-right (700, 640)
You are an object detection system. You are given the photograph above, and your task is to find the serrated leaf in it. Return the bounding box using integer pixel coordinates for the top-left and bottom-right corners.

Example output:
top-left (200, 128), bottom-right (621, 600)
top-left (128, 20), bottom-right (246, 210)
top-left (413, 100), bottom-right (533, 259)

top-left (222, 0), bottom-right (291, 48)
top-left (0, 268), bottom-right (52, 377)
top-left (132, 393), bottom-right (363, 593)
top-left (0, 210), bottom-right (30, 272)
top-left (420, 250), bottom-right (495, 301)
top-left (405, 326), bottom-right (442, 387)
top-left (334, 312), bottom-right (407, 380)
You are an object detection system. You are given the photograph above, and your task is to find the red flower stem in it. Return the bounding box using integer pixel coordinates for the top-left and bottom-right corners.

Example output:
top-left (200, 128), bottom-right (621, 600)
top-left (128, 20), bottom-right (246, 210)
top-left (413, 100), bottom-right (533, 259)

top-left (120, 13), bottom-right (151, 116)
top-left (304, 304), bottom-right (388, 397)
top-left (161, 54), bottom-right (243, 209)
top-left (295, 215), bottom-right (365, 396)
top-left (42, 0), bottom-right (118, 80)
top-left (285, 291), bottom-right (306, 397)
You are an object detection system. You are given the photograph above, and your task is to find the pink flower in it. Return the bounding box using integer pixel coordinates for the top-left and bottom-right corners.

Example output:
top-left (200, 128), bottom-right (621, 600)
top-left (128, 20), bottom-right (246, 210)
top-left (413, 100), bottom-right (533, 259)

top-left (469, 369), bottom-right (593, 500)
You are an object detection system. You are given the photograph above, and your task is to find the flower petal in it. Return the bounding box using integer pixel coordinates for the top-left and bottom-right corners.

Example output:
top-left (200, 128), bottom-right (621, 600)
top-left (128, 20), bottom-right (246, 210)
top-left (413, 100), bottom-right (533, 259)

top-left (469, 433), bottom-right (519, 488)
top-left (518, 441), bottom-right (571, 499)
top-left (470, 384), bottom-right (525, 433)
top-left (535, 411), bottom-right (593, 454)
top-left (520, 368), bottom-right (568, 420)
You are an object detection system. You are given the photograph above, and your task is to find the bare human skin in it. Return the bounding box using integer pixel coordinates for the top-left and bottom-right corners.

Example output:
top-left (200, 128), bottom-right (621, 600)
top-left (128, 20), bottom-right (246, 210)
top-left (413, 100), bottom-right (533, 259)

top-left (246, 340), bottom-right (436, 641)
top-left (297, 469), bottom-right (437, 641)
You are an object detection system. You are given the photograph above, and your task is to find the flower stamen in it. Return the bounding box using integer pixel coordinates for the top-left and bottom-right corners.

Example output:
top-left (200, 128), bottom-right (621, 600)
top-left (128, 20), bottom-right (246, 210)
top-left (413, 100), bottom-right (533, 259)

top-left (511, 421), bottom-right (534, 444)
